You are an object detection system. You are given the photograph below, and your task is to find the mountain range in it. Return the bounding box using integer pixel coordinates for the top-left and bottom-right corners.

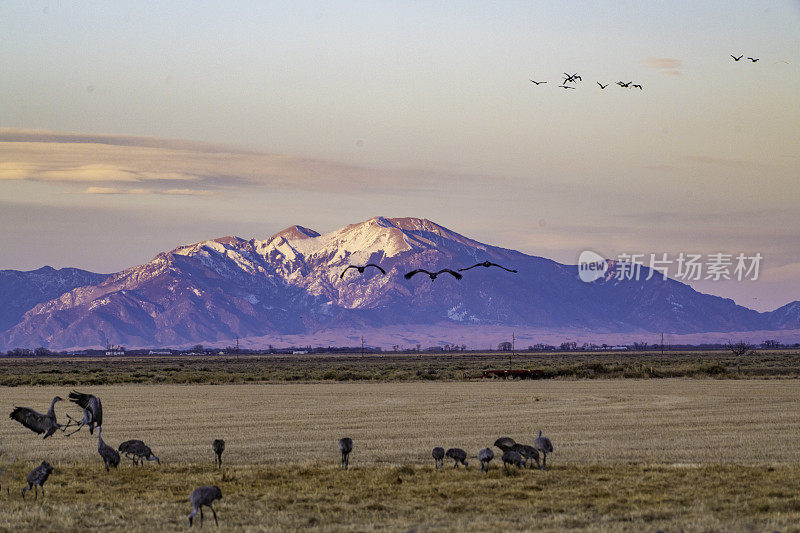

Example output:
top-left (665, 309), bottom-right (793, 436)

top-left (1, 217), bottom-right (798, 350)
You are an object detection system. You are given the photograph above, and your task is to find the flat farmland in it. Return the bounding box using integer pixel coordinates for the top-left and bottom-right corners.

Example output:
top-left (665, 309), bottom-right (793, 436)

top-left (0, 380), bottom-right (799, 531)
top-left (2, 350), bottom-right (800, 386)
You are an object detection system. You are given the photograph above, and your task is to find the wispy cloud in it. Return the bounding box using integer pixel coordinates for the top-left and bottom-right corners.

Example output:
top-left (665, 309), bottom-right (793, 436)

top-left (83, 186), bottom-right (213, 196)
top-left (644, 57), bottom-right (682, 75)
top-left (0, 128), bottom-right (488, 196)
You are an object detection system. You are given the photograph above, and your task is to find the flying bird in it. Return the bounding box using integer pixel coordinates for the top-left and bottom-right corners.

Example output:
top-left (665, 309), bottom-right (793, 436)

top-left (617, 81), bottom-right (631, 88)
top-left (529, 79), bottom-right (547, 85)
top-left (562, 73), bottom-right (576, 83)
top-left (731, 54), bottom-right (743, 61)
top-left (458, 261), bottom-right (517, 273)
top-left (404, 269), bottom-right (462, 281)
top-left (632, 84), bottom-right (643, 90)
top-left (340, 264), bottom-right (386, 279)
top-left (9, 397), bottom-right (64, 439)
top-left (747, 57), bottom-right (759, 62)
top-left (64, 391), bottom-right (102, 436)
top-left (557, 85), bottom-right (576, 90)
top-left (597, 82), bottom-right (608, 89)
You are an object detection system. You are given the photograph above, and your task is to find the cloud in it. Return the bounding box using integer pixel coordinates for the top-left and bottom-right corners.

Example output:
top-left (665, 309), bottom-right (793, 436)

top-left (83, 186), bottom-right (213, 196)
top-left (645, 57), bottom-right (683, 75)
top-left (0, 128), bottom-right (487, 196)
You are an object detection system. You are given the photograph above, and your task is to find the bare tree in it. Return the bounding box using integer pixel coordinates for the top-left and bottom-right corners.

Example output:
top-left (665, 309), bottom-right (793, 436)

top-left (762, 340), bottom-right (780, 349)
top-left (727, 340), bottom-right (753, 356)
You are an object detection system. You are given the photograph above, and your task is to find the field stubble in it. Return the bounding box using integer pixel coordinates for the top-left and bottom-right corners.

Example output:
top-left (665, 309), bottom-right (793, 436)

top-left (0, 380), bottom-right (799, 531)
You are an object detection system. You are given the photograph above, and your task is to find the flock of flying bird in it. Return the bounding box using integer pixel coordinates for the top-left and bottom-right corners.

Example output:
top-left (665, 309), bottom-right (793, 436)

top-left (341, 260), bottom-right (518, 282)
top-left (529, 72), bottom-right (644, 91)
top-left (530, 54), bottom-right (762, 91)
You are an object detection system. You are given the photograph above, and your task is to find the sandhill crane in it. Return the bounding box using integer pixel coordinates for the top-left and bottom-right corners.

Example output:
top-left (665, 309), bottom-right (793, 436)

top-left (632, 84), bottom-right (643, 90)
top-left (212, 439), bottom-right (225, 469)
top-left (501, 450), bottom-right (524, 472)
top-left (529, 79), bottom-right (546, 85)
top-left (65, 391), bottom-right (102, 436)
top-left (533, 430), bottom-right (554, 470)
top-left (557, 85), bottom-right (576, 89)
top-left (9, 396), bottom-right (64, 438)
top-left (731, 54), bottom-right (743, 61)
top-left (478, 448), bottom-right (494, 472)
top-left (494, 437), bottom-right (516, 453)
top-left (97, 427), bottom-right (120, 472)
top-left (445, 448), bottom-right (468, 468)
top-left (118, 440), bottom-right (160, 466)
top-left (617, 81), bottom-right (631, 88)
top-left (338, 437), bottom-right (353, 470)
top-left (597, 82), bottom-right (609, 89)
top-left (432, 446), bottom-right (445, 470)
top-left (340, 264), bottom-right (386, 279)
top-left (747, 57), bottom-right (759, 62)
top-left (22, 461), bottom-right (53, 499)
top-left (188, 485), bottom-right (222, 528)
top-left (404, 269), bottom-right (462, 281)
top-left (458, 261), bottom-right (517, 273)
top-left (511, 443), bottom-right (541, 469)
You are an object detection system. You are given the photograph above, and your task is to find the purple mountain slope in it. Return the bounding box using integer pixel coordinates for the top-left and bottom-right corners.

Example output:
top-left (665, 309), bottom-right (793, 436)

top-left (0, 266), bottom-right (108, 333)
top-left (0, 217), bottom-right (797, 350)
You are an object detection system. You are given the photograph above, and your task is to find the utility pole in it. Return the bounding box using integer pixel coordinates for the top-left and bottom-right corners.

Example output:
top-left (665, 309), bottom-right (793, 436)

top-left (361, 335), bottom-right (364, 357)
top-left (661, 332), bottom-right (664, 356)
top-left (236, 336), bottom-right (240, 357)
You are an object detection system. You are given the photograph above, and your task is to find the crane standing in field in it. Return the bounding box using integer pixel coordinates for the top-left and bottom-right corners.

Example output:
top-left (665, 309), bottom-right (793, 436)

top-left (432, 446), bottom-right (445, 470)
top-left (533, 430), bottom-right (554, 470)
top-left (494, 437), bottom-right (516, 453)
top-left (21, 461), bottom-right (53, 500)
top-left (445, 448), bottom-right (468, 468)
top-left (188, 485), bottom-right (223, 528)
top-left (97, 427), bottom-right (120, 472)
top-left (212, 439), bottom-right (225, 469)
top-left (338, 437), bottom-right (353, 470)
top-left (478, 448), bottom-right (494, 472)
top-left (119, 440), bottom-right (160, 466)
top-left (9, 396), bottom-right (64, 439)
top-left (65, 390), bottom-right (102, 436)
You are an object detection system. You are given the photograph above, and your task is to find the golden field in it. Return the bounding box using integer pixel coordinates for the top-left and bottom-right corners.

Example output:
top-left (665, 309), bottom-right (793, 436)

top-left (0, 380), bottom-right (799, 531)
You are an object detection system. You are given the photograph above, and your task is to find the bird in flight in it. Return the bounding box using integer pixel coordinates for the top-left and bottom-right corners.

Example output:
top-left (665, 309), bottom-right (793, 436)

top-left (558, 85), bottom-right (576, 90)
top-left (597, 82), bottom-right (608, 89)
top-left (747, 57), bottom-right (759, 62)
top-left (632, 84), bottom-right (643, 90)
top-left (404, 269), bottom-right (462, 281)
top-left (529, 79), bottom-right (547, 85)
top-left (731, 54), bottom-right (743, 61)
top-left (458, 261), bottom-right (518, 273)
top-left (617, 81), bottom-right (631, 88)
top-left (340, 264), bottom-right (386, 278)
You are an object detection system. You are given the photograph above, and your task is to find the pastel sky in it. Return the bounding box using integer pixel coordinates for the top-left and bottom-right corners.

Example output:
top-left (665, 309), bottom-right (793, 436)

top-left (1, 1), bottom-right (798, 311)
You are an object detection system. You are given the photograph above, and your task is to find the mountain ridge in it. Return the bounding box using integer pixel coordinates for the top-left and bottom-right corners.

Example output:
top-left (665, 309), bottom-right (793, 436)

top-left (0, 217), bottom-right (797, 350)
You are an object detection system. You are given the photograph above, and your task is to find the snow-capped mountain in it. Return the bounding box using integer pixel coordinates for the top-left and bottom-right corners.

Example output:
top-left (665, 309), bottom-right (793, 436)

top-left (0, 217), bottom-right (797, 350)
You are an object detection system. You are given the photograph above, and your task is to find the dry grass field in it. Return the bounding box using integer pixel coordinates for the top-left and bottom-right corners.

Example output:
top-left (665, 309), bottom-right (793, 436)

top-left (1, 380), bottom-right (799, 530)
top-left (2, 349), bottom-right (800, 386)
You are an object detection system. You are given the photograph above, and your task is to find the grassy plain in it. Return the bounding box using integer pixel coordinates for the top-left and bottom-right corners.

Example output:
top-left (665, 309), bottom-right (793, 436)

top-left (0, 380), bottom-right (799, 530)
top-left (1, 349), bottom-right (800, 386)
